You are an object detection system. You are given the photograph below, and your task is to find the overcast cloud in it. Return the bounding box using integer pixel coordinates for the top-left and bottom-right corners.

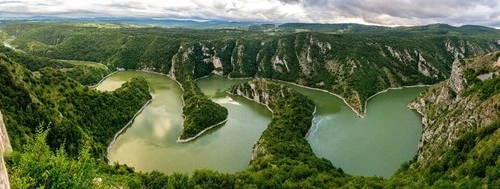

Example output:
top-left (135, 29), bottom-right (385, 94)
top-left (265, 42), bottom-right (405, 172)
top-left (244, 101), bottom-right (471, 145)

top-left (0, 0), bottom-right (499, 27)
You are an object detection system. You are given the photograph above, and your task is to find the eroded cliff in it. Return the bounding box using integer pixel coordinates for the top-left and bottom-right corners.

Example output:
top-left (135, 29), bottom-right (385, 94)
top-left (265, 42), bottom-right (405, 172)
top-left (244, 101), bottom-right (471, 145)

top-left (409, 51), bottom-right (500, 165)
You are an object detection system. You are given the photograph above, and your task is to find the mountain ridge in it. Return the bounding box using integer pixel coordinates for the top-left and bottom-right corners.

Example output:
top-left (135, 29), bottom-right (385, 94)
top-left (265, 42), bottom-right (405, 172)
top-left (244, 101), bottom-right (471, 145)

top-left (2, 22), bottom-right (499, 116)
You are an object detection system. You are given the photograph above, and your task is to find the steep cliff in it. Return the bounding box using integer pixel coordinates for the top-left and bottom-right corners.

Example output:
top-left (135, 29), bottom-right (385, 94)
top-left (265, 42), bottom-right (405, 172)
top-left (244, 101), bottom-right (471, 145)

top-left (3, 23), bottom-right (500, 117)
top-left (0, 111), bottom-right (11, 189)
top-left (409, 51), bottom-right (500, 166)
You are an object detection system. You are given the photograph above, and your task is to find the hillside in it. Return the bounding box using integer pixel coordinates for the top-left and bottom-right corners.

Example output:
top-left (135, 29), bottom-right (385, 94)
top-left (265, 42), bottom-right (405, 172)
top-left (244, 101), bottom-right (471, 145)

top-left (0, 22), bottom-right (498, 188)
top-left (2, 23), bottom-right (500, 116)
top-left (0, 53), bottom-right (152, 158)
top-left (388, 51), bottom-right (500, 187)
top-left (409, 51), bottom-right (500, 165)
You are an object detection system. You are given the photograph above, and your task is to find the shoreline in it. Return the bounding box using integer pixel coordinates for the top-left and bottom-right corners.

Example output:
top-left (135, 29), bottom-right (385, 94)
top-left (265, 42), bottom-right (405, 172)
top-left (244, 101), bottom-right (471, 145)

top-left (89, 70), bottom-right (120, 88)
top-left (265, 78), bottom-right (365, 118)
top-left (362, 84), bottom-right (431, 117)
top-left (105, 70), bottom-right (430, 145)
top-left (139, 69), bottom-right (430, 118)
top-left (268, 79), bottom-right (430, 118)
top-left (137, 69), bottom-right (186, 102)
top-left (304, 106), bottom-right (317, 139)
top-left (225, 90), bottom-right (274, 114)
top-left (176, 119), bottom-right (228, 143)
top-left (138, 69), bottom-right (228, 143)
top-left (106, 99), bottom-right (152, 161)
top-left (226, 86), bottom-right (317, 139)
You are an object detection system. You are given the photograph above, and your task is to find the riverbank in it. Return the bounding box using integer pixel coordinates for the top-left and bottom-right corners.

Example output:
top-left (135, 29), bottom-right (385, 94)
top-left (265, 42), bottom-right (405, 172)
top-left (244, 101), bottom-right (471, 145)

top-left (363, 84), bottom-right (431, 117)
top-left (106, 99), bottom-right (152, 160)
top-left (304, 106), bottom-right (317, 139)
top-left (176, 119), bottom-right (228, 143)
top-left (226, 83), bottom-right (318, 139)
top-left (122, 68), bottom-right (428, 119)
top-left (225, 90), bottom-right (274, 114)
top-left (267, 78), bottom-right (430, 118)
top-left (265, 78), bottom-right (365, 118)
top-left (139, 69), bottom-right (233, 143)
top-left (89, 70), bottom-right (120, 88)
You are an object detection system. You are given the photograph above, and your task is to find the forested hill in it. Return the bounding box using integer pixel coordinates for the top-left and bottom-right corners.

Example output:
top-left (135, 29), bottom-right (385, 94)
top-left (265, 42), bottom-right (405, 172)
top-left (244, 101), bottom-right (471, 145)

top-left (0, 25), bottom-right (498, 186)
top-left (2, 22), bottom-right (499, 116)
top-left (0, 53), bottom-right (151, 158)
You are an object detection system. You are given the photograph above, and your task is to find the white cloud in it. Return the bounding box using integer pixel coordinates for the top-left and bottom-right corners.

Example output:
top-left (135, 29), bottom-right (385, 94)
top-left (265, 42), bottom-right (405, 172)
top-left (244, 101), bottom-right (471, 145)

top-left (0, 0), bottom-right (499, 27)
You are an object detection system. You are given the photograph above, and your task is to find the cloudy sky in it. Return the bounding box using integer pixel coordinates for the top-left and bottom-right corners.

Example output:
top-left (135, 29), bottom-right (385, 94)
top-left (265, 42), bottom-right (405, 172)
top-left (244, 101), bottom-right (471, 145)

top-left (1, 0), bottom-right (499, 27)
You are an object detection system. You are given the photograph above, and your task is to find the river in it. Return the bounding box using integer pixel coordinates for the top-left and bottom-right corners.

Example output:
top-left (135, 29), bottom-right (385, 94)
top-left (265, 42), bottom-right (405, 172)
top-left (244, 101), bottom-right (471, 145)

top-left (97, 71), bottom-right (271, 174)
top-left (283, 84), bottom-right (425, 178)
top-left (97, 71), bottom-right (424, 178)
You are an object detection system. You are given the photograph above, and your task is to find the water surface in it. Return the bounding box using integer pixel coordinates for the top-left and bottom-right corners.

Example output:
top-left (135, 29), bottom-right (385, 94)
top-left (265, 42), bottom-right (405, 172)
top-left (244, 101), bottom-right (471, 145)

top-left (283, 84), bottom-right (425, 178)
top-left (99, 72), bottom-right (424, 178)
top-left (98, 72), bottom-right (271, 174)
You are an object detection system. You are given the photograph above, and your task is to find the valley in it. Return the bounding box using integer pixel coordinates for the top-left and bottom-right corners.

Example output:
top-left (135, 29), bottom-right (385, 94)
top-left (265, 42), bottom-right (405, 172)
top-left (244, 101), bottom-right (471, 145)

top-left (0, 21), bottom-right (498, 188)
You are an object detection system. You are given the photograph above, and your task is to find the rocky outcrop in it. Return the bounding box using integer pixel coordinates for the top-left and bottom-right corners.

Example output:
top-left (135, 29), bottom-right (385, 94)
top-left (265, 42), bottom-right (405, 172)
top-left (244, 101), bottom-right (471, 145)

top-left (212, 56), bottom-right (223, 75)
top-left (7, 24), bottom-right (500, 118)
top-left (409, 52), bottom-right (500, 165)
top-left (448, 59), bottom-right (466, 94)
top-left (227, 79), bottom-right (316, 161)
top-left (0, 111), bottom-right (11, 189)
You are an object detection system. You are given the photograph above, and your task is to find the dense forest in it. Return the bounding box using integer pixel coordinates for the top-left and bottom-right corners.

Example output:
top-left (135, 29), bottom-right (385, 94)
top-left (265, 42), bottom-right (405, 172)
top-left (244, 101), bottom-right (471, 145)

top-left (2, 22), bottom-right (500, 115)
top-left (0, 54), bottom-right (151, 158)
top-left (0, 22), bottom-right (499, 188)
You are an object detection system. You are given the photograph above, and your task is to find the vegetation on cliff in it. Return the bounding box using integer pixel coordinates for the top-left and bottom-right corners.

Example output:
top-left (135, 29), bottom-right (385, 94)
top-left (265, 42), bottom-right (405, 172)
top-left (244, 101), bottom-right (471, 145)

top-left (393, 51), bottom-right (500, 188)
top-left (2, 22), bottom-right (499, 115)
top-left (0, 22), bottom-right (499, 188)
top-left (170, 44), bottom-right (229, 140)
top-left (227, 79), bottom-right (387, 188)
top-left (0, 54), bottom-right (151, 158)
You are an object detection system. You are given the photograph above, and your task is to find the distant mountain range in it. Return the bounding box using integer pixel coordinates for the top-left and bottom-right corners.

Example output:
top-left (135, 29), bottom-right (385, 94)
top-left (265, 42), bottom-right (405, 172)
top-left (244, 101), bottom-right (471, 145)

top-left (0, 16), bottom-right (272, 29)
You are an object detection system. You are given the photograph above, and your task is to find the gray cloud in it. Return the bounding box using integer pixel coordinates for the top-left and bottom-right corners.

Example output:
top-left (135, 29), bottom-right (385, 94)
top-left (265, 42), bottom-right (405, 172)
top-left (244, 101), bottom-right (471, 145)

top-left (302, 0), bottom-right (500, 27)
top-left (0, 0), bottom-right (498, 28)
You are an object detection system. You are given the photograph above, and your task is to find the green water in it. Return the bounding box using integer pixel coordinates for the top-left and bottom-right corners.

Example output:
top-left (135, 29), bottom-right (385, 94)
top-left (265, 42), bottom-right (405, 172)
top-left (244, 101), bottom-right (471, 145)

top-left (97, 71), bottom-right (271, 174)
top-left (283, 84), bottom-right (425, 178)
top-left (98, 71), bottom-right (424, 178)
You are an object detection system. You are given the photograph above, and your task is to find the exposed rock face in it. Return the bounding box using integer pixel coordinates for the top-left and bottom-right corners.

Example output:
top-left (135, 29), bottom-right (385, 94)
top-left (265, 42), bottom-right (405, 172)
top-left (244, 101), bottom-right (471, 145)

top-left (11, 23), bottom-right (500, 117)
top-left (445, 41), bottom-right (465, 59)
top-left (212, 56), bottom-right (223, 75)
top-left (115, 33), bottom-right (498, 116)
top-left (409, 52), bottom-right (500, 165)
top-left (227, 79), bottom-right (316, 161)
top-left (448, 59), bottom-right (465, 94)
top-left (232, 79), bottom-right (273, 108)
top-left (0, 111), bottom-right (11, 189)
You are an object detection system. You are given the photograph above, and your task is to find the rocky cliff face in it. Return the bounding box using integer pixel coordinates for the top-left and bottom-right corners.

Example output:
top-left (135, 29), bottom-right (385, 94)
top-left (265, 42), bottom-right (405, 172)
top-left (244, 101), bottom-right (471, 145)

top-left (227, 79), bottom-right (316, 161)
top-left (156, 34), bottom-right (500, 116)
top-left (409, 51), bottom-right (500, 165)
top-left (4, 24), bottom-right (500, 117)
top-left (0, 111), bottom-right (11, 189)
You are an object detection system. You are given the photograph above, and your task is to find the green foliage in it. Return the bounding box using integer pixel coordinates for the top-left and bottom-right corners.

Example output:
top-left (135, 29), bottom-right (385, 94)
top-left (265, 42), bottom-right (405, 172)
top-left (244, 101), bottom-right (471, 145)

top-left (7, 129), bottom-right (97, 189)
top-left (0, 46), bottom-right (73, 71)
top-left (3, 22), bottom-right (499, 115)
top-left (228, 80), bottom-right (387, 188)
top-left (389, 122), bottom-right (500, 188)
top-left (467, 74), bottom-right (500, 100)
top-left (1, 22), bottom-right (499, 188)
top-left (59, 65), bottom-right (110, 86)
top-left (0, 55), bottom-right (151, 158)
